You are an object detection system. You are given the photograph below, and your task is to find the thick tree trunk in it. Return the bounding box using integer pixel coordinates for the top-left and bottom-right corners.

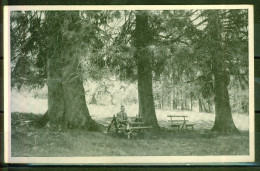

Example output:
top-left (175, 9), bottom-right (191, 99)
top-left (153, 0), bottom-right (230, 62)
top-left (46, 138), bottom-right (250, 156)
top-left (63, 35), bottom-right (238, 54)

top-left (138, 90), bottom-right (142, 116)
top-left (137, 58), bottom-right (159, 128)
top-left (46, 55), bottom-right (65, 127)
top-left (61, 51), bottom-right (98, 130)
top-left (209, 11), bottom-right (238, 133)
top-left (134, 12), bottom-right (159, 129)
top-left (44, 53), bottom-right (99, 130)
top-left (211, 71), bottom-right (238, 133)
top-left (37, 12), bottom-right (99, 131)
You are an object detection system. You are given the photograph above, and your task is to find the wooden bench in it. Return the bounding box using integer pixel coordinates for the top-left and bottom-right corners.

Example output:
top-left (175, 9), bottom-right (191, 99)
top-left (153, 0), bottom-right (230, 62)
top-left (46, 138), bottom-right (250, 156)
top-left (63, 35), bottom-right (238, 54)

top-left (126, 118), bottom-right (153, 138)
top-left (126, 126), bottom-right (153, 130)
top-left (107, 115), bottom-right (152, 139)
top-left (167, 120), bottom-right (185, 131)
top-left (118, 126), bottom-right (152, 131)
top-left (170, 123), bottom-right (182, 131)
top-left (168, 120), bottom-right (188, 122)
top-left (167, 115), bottom-right (195, 131)
top-left (185, 123), bottom-right (195, 130)
top-left (122, 125), bottom-right (153, 139)
top-left (131, 122), bottom-right (145, 125)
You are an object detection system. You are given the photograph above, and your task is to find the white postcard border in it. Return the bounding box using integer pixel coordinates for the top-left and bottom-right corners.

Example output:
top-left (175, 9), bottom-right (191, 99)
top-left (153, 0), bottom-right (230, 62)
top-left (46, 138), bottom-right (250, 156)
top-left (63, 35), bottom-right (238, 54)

top-left (4, 5), bottom-right (255, 164)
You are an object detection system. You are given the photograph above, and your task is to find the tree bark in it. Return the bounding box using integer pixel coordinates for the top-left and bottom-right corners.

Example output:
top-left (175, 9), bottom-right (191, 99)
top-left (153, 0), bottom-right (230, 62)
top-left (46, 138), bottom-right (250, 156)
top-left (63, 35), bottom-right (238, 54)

top-left (38, 12), bottom-right (99, 131)
top-left (44, 51), bottom-right (99, 130)
top-left (134, 11), bottom-right (159, 129)
top-left (138, 90), bottom-right (142, 116)
top-left (212, 69), bottom-right (238, 133)
top-left (46, 54), bottom-right (65, 127)
top-left (61, 50), bottom-right (98, 130)
top-left (209, 11), bottom-right (238, 133)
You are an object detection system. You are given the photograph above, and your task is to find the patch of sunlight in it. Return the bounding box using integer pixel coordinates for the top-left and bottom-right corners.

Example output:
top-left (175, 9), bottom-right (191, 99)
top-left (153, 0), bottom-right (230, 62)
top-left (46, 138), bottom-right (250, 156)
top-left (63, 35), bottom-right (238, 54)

top-left (11, 91), bottom-right (249, 130)
top-left (11, 93), bottom-right (47, 114)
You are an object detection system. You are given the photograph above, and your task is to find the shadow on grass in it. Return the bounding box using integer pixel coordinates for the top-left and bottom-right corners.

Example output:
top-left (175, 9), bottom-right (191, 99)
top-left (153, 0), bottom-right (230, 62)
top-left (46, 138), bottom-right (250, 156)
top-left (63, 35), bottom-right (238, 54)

top-left (11, 112), bottom-right (249, 157)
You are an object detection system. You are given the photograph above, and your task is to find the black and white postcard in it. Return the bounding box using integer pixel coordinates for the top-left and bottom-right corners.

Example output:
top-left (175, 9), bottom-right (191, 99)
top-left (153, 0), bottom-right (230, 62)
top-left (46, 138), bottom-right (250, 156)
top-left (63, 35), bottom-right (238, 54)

top-left (4, 5), bottom-right (254, 164)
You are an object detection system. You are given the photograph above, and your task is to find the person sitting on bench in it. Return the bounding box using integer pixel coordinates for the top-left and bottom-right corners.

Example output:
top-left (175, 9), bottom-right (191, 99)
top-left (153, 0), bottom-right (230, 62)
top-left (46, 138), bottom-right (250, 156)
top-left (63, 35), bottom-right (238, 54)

top-left (116, 105), bottom-right (130, 128)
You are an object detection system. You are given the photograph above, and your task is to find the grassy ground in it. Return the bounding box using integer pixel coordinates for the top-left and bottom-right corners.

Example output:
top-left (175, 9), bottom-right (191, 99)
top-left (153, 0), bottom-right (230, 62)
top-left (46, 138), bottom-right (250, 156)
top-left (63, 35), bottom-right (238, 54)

top-left (11, 112), bottom-right (249, 157)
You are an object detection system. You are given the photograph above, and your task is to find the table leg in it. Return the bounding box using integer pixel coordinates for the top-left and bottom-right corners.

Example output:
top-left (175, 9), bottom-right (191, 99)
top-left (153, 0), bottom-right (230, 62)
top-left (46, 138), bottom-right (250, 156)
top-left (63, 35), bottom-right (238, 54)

top-left (114, 117), bottom-right (118, 133)
top-left (128, 131), bottom-right (131, 139)
top-left (182, 117), bottom-right (186, 129)
top-left (107, 117), bottom-right (115, 132)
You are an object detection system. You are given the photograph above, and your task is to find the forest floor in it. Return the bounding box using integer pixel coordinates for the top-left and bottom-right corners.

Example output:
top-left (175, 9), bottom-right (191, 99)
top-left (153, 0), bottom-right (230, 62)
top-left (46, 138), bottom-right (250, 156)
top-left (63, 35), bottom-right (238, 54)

top-left (10, 112), bottom-right (249, 157)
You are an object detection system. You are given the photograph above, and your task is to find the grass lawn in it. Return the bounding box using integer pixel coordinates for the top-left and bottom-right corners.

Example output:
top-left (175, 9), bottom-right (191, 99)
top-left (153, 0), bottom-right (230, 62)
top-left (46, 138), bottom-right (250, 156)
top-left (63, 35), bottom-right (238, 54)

top-left (11, 112), bottom-right (249, 157)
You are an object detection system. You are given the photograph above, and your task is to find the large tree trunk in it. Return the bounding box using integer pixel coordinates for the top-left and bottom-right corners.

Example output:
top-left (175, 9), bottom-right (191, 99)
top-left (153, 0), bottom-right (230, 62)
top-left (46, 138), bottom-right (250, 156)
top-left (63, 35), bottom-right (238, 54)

top-left (61, 50), bottom-right (98, 130)
top-left (211, 70), bottom-right (238, 133)
top-left (46, 54), bottom-right (65, 127)
top-left (138, 90), bottom-right (142, 116)
top-left (134, 12), bottom-right (159, 129)
top-left (44, 51), bottom-right (99, 131)
top-left (209, 11), bottom-right (238, 133)
top-left (38, 12), bottom-right (99, 131)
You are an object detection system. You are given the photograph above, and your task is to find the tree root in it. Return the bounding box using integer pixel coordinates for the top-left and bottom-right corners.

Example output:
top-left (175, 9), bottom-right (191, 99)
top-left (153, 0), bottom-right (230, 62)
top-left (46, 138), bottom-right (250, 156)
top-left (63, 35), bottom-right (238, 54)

top-left (211, 124), bottom-right (240, 135)
top-left (86, 118), bottom-right (102, 131)
top-left (35, 111), bottom-right (49, 128)
top-left (35, 110), bottom-right (103, 132)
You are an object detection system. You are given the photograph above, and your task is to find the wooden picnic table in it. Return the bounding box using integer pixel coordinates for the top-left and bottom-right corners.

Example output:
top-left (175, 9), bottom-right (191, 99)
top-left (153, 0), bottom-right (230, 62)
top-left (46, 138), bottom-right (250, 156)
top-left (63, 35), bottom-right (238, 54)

top-left (167, 115), bottom-right (190, 131)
